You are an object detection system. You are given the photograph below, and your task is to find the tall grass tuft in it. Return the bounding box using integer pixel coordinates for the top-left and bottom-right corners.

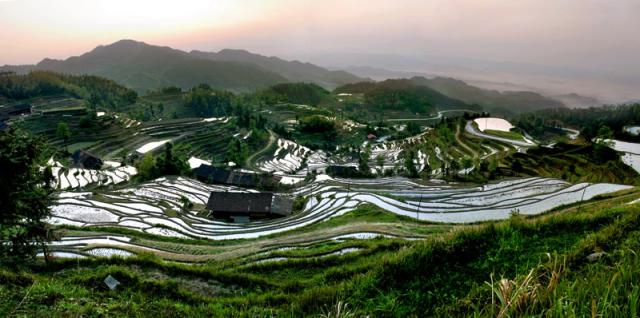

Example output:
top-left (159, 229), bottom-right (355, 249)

top-left (320, 301), bottom-right (366, 318)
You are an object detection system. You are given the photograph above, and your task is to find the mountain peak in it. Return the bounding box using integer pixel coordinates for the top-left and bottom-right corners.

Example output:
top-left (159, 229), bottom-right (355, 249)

top-left (91, 39), bottom-right (154, 54)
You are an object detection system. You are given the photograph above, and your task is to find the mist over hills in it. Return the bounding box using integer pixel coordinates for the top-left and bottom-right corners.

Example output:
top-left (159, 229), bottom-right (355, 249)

top-left (409, 76), bottom-right (566, 115)
top-left (309, 52), bottom-right (636, 105)
top-left (0, 39), bottom-right (606, 113)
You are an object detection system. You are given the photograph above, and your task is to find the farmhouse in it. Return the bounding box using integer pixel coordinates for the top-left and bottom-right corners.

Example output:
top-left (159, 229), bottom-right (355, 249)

top-left (206, 192), bottom-right (293, 222)
top-left (326, 165), bottom-right (359, 177)
top-left (0, 103), bottom-right (33, 121)
top-left (71, 149), bottom-right (103, 169)
top-left (193, 165), bottom-right (280, 188)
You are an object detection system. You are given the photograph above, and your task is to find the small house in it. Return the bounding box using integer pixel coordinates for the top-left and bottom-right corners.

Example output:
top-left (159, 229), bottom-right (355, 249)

top-left (326, 165), bottom-right (359, 177)
top-left (0, 103), bottom-right (33, 121)
top-left (71, 150), bottom-right (103, 170)
top-left (193, 165), bottom-right (280, 189)
top-left (206, 192), bottom-right (293, 222)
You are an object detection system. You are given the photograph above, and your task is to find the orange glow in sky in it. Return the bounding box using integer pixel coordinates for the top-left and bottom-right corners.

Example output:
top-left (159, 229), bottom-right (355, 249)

top-left (1, 0), bottom-right (639, 78)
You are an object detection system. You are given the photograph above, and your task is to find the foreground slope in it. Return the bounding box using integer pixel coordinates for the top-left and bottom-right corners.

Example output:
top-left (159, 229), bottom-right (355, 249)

top-left (1, 186), bottom-right (638, 317)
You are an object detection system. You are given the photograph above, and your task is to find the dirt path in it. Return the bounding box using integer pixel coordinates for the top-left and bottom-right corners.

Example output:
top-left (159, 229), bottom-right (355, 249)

top-left (465, 121), bottom-right (536, 147)
top-left (455, 123), bottom-right (477, 158)
top-left (383, 109), bottom-right (479, 122)
top-left (245, 129), bottom-right (276, 170)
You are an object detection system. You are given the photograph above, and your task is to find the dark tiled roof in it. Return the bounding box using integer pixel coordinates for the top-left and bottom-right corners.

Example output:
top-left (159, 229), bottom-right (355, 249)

top-left (206, 192), bottom-right (292, 217)
top-left (71, 149), bottom-right (103, 169)
top-left (326, 165), bottom-right (359, 177)
top-left (193, 165), bottom-right (279, 188)
top-left (207, 192), bottom-right (272, 214)
top-left (0, 103), bottom-right (32, 120)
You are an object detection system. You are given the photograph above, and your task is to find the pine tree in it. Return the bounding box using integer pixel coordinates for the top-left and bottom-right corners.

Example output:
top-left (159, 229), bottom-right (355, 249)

top-left (0, 129), bottom-right (55, 264)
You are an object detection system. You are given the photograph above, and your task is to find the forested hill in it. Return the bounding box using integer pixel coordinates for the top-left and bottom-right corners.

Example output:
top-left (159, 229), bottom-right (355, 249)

top-left (335, 79), bottom-right (476, 114)
top-left (28, 40), bottom-right (288, 93)
top-left (2, 40), bottom-right (365, 94)
top-left (409, 76), bottom-right (567, 115)
top-left (0, 71), bottom-right (137, 107)
top-left (190, 49), bottom-right (366, 89)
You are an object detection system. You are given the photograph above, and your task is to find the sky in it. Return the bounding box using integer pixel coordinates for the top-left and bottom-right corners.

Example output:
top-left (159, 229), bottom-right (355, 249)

top-left (1, 0), bottom-right (639, 99)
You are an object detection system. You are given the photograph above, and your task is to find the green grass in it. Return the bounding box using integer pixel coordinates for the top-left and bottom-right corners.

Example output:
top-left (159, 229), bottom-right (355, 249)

top-left (484, 129), bottom-right (526, 141)
top-left (66, 141), bottom-right (98, 153)
top-left (1, 189), bottom-right (639, 317)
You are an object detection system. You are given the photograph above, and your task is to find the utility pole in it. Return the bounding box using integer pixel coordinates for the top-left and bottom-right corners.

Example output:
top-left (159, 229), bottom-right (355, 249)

top-left (578, 185), bottom-right (587, 212)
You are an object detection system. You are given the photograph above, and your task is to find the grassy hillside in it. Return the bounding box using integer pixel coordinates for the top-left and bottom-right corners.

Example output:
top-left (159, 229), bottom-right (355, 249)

top-left (502, 142), bottom-right (640, 185)
top-left (1, 190), bottom-right (639, 317)
top-left (257, 83), bottom-right (333, 107)
top-left (334, 79), bottom-right (477, 120)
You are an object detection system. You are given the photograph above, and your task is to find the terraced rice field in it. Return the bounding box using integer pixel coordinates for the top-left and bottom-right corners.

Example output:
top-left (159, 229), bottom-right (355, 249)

top-left (47, 159), bottom-right (138, 190)
top-left (606, 139), bottom-right (640, 173)
top-left (257, 138), bottom-right (330, 175)
top-left (257, 127), bottom-right (514, 177)
top-left (46, 176), bottom-right (631, 260)
top-left (19, 114), bottom-right (236, 160)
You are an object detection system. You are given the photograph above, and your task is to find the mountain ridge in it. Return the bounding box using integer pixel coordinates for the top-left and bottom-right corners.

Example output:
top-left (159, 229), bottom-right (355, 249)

top-left (2, 39), bottom-right (365, 93)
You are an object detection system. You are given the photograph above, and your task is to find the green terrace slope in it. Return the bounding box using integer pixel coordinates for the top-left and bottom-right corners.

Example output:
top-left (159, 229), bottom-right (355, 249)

top-left (15, 112), bottom-right (238, 161)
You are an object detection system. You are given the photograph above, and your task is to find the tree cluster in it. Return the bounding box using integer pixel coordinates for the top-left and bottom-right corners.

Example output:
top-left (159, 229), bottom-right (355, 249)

top-left (0, 71), bottom-right (137, 109)
top-left (136, 143), bottom-right (189, 180)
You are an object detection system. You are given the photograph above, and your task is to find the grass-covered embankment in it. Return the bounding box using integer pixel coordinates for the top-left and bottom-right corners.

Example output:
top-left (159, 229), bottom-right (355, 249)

top-left (1, 190), bottom-right (639, 317)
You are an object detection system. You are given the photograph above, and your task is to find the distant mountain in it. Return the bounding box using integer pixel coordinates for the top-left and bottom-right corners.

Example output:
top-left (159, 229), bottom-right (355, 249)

top-left (191, 49), bottom-right (366, 89)
top-left (2, 40), bottom-right (364, 93)
top-left (551, 93), bottom-right (602, 108)
top-left (342, 65), bottom-right (431, 81)
top-left (25, 40), bottom-right (288, 93)
top-left (408, 76), bottom-right (566, 115)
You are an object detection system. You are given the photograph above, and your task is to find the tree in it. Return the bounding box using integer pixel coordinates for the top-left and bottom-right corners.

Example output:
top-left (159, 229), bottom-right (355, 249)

top-left (595, 125), bottom-right (614, 147)
top-left (136, 153), bottom-right (156, 180)
top-left (179, 196), bottom-right (194, 213)
top-left (461, 157), bottom-right (474, 175)
top-left (376, 154), bottom-right (385, 170)
top-left (407, 122), bottom-right (421, 135)
top-left (56, 122), bottom-right (71, 152)
top-left (155, 143), bottom-right (187, 175)
top-left (184, 86), bottom-right (234, 117)
top-left (422, 161), bottom-right (431, 177)
top-left (358, 146), bottom-right (371, 174)
top-left (88, 93), bottom-right (100, 112)
top-left (511, 160), bottom-right (523, 176)
top-left (224, 139), bottom-right (249, 168)
top-left (0, 129), bottom-right (55, 264)
top-left (404, 149), bottom-right (418, 177)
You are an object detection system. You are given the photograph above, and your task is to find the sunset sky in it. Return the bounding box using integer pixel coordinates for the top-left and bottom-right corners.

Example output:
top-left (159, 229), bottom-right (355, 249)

top-left (1, 0), bottom-right (639, 77)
